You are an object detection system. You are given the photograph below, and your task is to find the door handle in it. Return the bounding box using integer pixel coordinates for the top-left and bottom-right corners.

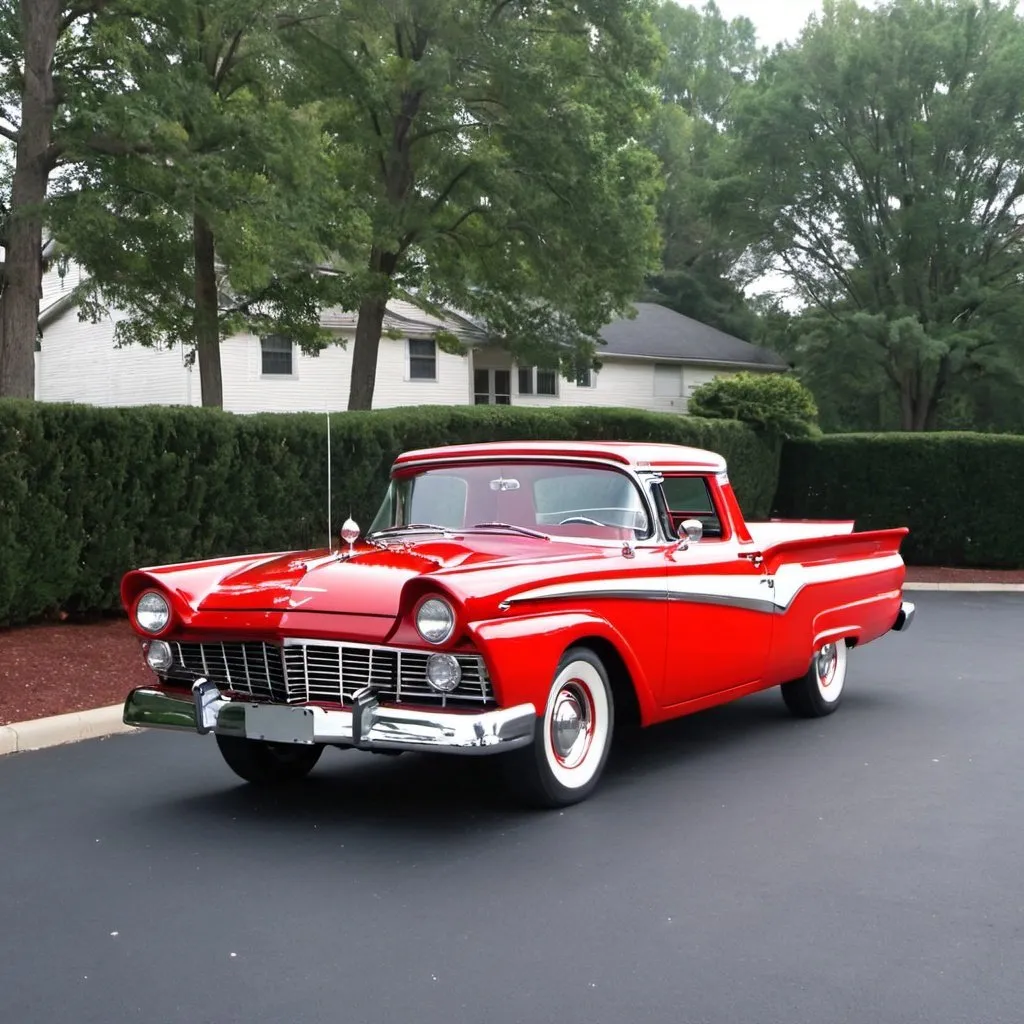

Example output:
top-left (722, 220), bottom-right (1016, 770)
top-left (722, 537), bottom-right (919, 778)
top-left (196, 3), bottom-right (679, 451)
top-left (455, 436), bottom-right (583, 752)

top-left (740, 551), bottom-right (764, 568)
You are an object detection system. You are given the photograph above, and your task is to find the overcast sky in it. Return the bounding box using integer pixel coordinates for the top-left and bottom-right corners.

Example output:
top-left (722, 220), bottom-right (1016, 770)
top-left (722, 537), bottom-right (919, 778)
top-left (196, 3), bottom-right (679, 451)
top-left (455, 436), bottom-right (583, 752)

top-left (677, 0), bottom-right (876, 48)
top-left (680, 0), bottom-right (1024, 48)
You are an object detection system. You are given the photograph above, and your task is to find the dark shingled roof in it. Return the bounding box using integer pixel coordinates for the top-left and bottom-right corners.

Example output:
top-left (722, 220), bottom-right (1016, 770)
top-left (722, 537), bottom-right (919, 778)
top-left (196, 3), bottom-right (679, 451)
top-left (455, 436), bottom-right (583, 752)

top-left (598, 303), bottom-right (789, 369)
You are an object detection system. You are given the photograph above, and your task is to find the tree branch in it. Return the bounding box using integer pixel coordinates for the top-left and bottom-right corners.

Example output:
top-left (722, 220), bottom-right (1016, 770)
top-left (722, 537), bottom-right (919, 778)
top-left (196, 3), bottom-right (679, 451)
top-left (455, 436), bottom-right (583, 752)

top-left (0, 123), bottom-right (17, 143)
top-left (429, 163), bottom-right (478, 214)
top-left (214, 28), bottom-right (247, 90)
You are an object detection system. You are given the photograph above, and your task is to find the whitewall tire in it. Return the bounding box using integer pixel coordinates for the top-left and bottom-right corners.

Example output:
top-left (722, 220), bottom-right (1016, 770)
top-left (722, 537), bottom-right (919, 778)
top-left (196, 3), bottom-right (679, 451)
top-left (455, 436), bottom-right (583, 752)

top-left (781, 640), bottom-right (848, 718)
top-left (502, 647), bottom-right (615, 808)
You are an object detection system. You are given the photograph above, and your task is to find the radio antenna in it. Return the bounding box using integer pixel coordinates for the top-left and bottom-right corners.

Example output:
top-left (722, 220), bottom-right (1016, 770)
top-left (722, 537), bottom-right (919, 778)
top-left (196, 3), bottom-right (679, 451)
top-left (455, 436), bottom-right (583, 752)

top-left (326, 410), bottom-right (332, 550)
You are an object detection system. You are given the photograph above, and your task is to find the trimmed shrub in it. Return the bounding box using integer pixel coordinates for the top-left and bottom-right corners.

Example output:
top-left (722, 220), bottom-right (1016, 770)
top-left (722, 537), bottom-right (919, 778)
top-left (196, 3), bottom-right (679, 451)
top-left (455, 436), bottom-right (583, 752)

top-left (0, 401), bottom-right (777, 627)
top-left (689, 371), bottom-right (819, 440)
top-left (774, 431), bottom-right (1024, 568)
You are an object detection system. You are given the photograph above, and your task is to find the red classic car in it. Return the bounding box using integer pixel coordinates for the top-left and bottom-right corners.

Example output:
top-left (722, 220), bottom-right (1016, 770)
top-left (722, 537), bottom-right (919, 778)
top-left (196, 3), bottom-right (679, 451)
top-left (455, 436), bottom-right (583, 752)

top-left (121, 440), bottom-right (914, 807)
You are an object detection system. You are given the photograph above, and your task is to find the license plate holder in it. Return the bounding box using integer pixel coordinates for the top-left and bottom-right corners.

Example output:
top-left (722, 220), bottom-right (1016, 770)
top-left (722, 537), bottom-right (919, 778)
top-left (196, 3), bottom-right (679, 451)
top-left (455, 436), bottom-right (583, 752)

top-left (244, 704), bottom-right (316, 745)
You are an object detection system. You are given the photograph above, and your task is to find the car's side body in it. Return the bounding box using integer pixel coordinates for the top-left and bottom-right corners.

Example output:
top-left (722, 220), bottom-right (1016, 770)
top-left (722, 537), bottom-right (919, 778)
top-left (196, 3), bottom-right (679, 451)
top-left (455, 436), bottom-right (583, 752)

top-left (121, 440), bottom-right (913, 806)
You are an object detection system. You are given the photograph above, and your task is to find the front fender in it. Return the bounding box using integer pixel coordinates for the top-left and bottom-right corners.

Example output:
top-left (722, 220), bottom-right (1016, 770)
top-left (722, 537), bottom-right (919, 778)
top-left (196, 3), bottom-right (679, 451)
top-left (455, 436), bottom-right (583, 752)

top-left (467, 611), bottom-right (659, 726)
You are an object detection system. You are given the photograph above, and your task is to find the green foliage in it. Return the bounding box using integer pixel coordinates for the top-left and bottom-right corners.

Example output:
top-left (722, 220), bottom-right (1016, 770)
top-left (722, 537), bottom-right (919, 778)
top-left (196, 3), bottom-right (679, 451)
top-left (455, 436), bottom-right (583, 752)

top-left (0, 400), bottom-right (777, 627)
top-left (774, 432), bottom-right (1024, 568)
top-left (734, 0), bottom-right (1024, 431)
top-left (45, 0), bottom-right (361, 405)
top-left (641, 1), bottom-right (765, 338)
top-left (285, 0), bottom-right (665, 407)
top-left (688, 372), bottom-right (819, 440)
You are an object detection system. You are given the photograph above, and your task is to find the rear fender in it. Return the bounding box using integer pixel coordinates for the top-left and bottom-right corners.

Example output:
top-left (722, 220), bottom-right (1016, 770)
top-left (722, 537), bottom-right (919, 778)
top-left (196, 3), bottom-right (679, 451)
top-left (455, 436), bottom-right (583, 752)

top-left (467, 612), bottom-right (658, 725)
top-left (766, 530), bottom-right (908, 683)
top-left (762, 527), bottom-right (909, 575)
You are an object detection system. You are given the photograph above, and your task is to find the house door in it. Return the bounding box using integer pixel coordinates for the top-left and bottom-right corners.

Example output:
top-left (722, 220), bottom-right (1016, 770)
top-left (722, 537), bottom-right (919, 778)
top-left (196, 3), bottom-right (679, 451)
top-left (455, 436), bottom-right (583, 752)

top-left (474, 369), bottom-right (511, 405)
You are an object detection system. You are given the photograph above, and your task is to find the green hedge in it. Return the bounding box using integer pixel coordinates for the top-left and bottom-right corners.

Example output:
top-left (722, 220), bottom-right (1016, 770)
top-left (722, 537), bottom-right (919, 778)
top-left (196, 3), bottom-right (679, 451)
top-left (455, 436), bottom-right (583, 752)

top-left (0, 400), bottom-right (777, 627)
top-left (774, 431), bottom-right (1024, 568)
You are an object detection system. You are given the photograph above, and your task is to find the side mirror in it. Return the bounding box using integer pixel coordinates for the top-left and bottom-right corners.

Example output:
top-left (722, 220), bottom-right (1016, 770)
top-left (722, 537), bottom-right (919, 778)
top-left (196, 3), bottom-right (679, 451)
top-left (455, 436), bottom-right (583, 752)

top-left (680, 519), bottom-right (703, 545)
top-left (669, 518), bottom-right (703, 557)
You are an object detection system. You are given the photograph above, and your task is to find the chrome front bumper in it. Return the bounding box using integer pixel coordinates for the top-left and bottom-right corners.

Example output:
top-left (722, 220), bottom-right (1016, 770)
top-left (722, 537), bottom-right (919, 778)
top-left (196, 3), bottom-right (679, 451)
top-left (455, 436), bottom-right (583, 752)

top-left (123, 680), bottom-right (537, 755)
top-left (892, 600), bottom-right (916, 632)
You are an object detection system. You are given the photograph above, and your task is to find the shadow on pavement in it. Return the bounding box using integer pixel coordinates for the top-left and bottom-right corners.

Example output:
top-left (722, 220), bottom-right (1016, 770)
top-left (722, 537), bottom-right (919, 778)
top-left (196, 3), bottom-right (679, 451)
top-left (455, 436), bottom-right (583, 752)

top-left (119, 684), bottom-right (909, 845)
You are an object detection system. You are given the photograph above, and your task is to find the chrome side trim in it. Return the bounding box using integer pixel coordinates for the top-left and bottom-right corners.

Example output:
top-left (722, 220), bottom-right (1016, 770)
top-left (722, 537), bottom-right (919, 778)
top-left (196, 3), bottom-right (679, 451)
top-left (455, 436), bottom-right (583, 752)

top-left (892, 600), bottom-right (916, 632)
top-left (123, 684), bottom-right (537, 756)
top-left (498, 587), bottom-right (776, 615)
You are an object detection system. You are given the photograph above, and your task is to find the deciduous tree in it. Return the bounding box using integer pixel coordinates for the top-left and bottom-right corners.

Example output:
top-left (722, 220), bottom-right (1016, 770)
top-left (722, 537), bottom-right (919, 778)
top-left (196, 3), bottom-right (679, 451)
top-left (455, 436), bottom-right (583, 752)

top-left (49, 0), bottom-right (358, 407)
top-left (285, 0), bottom-right (664, 410)
top-left (735, 0), bottom-right (1024, 430)
top-left (0, 0), bottom-right (127, 398)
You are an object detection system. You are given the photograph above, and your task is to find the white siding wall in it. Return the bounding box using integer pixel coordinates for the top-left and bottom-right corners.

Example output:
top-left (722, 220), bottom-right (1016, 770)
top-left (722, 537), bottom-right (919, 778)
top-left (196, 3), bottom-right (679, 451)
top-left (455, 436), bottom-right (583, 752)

top-left (37, 312), bottom-right (470, 412)
top-left (514, 360), bottom-right (741, 414)
top-left (38, 261), bottom-right (89, 315)
top-left (36, 302), bottom-right (760, 413)
top-left (37, 307), bottom-right (194, 407)
top-left (220, 332), bottom-right (470, 413)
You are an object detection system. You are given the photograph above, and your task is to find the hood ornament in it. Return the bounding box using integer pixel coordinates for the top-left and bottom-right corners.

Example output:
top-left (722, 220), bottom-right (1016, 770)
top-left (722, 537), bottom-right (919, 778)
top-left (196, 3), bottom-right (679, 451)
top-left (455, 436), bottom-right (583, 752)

top-left (339, 516), bottom-right (360, 555)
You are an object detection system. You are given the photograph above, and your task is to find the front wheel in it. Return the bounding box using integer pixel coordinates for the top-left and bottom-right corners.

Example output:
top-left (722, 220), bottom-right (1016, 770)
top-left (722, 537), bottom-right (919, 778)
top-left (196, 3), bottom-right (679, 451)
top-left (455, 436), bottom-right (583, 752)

top-left (215, 734), bottom-right (324, 785)
top-left (502, 646), bottom-right (615, 808)
top-left (781, 640), bottom-right (848, 718)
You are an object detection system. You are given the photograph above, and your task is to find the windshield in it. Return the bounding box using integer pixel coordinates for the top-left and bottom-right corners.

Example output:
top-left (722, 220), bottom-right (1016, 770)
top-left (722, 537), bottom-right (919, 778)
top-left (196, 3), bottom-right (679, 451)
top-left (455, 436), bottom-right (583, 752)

top-left (368, 461), bottom-right (653, 542)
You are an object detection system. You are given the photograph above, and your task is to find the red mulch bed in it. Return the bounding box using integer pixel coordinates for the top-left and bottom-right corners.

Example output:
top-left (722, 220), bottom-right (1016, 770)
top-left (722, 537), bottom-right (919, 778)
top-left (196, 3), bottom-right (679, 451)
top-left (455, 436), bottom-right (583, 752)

top-left (0, 618), bottom-right (155, 726)
top-left (2, 563), bottom-right (1023, 726)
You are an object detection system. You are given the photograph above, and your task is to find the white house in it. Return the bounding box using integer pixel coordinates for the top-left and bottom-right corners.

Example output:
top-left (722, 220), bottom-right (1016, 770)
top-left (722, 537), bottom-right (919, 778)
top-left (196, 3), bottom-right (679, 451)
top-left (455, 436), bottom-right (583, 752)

top-left (34, 265), bottom-right (788, 414)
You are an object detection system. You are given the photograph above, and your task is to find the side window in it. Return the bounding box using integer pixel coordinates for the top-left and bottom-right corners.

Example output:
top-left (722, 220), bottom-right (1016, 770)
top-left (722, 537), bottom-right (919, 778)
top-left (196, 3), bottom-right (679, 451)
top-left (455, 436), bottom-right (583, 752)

top-left (660, 475), bottom-right (724, 539)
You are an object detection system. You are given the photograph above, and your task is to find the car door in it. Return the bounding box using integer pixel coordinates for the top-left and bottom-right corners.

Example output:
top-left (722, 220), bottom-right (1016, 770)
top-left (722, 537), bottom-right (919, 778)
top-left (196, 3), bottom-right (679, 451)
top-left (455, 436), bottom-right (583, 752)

top-left (657, 474), bottom-right (774, 707)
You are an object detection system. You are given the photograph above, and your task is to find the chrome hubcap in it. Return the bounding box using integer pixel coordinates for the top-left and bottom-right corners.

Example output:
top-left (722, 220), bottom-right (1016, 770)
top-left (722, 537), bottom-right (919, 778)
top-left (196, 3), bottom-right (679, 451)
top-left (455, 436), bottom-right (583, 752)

top-left (817, 643), bottom-right (838, 687)
top-left (550, 683), bottom-right (593, 768)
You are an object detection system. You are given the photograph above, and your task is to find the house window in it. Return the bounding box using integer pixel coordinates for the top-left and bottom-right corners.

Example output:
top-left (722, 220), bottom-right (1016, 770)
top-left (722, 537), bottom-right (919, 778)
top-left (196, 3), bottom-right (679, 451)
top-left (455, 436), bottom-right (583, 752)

top-left (516, 366), bottom-right (558, 397)
top-left (408, 338), bottom-right (437, 380)
top-left (261, 334), bottom-right (293, 376)
top-left (475, 368), bottom-right (511, 404)
top-left (575, 366), bottom-right (594, 388)
top-left (653, 363), bottom-right (682, 397)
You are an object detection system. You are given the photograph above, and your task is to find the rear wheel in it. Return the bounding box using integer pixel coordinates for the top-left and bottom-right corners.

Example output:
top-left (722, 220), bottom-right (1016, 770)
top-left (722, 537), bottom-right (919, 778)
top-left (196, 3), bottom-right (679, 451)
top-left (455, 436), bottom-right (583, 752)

top-left (502, 646), bottom-right (615, 808)
top-left (215, 734), bottom-right (324, 785)
top-left (781, 640), bottom-right (848, 718)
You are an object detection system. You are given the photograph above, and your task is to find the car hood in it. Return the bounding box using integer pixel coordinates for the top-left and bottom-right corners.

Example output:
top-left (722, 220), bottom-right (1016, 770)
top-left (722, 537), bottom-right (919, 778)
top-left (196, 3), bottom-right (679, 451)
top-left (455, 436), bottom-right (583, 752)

top-left (176, 535), bottom-right (613, 618)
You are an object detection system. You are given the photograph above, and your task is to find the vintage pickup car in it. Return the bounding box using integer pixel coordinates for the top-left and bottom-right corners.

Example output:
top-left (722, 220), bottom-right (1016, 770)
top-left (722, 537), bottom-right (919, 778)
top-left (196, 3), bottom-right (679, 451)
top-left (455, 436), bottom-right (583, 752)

top-left (122, 440), bottom-right (914, 807)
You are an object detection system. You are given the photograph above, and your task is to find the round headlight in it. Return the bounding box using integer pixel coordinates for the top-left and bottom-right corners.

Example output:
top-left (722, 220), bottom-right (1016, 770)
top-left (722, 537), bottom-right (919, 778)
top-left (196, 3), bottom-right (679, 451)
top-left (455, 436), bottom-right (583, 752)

top-left (426, 653), bottom-right (462, 693)
top-left (136, 590), bottom-right (170, 634)
top-left (145, 640), bottom-right (173, 672)
top-left (415, 597), bottom-right (455, 644)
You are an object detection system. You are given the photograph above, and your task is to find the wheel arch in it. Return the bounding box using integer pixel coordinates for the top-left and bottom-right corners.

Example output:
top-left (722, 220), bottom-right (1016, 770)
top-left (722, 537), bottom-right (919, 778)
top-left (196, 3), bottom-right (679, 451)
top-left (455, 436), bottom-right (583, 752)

top-left (562, 635), bottom-right (642, 731)
top-left (468, 611), bottom-right (658, 726)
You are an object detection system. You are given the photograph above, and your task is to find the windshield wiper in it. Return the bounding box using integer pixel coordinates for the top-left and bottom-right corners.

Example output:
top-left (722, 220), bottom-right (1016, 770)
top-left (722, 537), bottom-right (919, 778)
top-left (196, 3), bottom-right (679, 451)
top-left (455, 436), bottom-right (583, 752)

top-left (370, 523), bottom-right (453, 536)
top-left (468, 522), bottom-right (551, 540)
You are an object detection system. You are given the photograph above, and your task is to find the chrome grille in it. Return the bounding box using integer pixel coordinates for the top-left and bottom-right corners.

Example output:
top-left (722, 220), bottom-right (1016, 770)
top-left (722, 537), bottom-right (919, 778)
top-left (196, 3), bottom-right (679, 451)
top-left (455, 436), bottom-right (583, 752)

top-left (169, 639), bottom-right (494, 709)
top-left (171, 641), bottom-right (287, 702)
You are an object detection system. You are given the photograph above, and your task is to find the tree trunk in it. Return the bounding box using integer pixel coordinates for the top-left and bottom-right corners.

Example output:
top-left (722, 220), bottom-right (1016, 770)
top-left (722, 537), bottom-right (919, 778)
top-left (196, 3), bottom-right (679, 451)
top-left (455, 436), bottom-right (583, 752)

top-left (347, 247), bottom-right (396, 411)
top-left (193, 212), bottom-right (223, 408)
top-left (348, 292), bottom-right (388, 410)
top-left (0, 0), bottom-right (60, 399)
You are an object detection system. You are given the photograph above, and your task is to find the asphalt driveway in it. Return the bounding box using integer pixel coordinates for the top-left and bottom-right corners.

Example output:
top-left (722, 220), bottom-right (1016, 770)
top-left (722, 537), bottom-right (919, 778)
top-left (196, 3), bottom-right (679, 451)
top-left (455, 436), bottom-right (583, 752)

top-left (2, 591), bottom-right (1022, 1024)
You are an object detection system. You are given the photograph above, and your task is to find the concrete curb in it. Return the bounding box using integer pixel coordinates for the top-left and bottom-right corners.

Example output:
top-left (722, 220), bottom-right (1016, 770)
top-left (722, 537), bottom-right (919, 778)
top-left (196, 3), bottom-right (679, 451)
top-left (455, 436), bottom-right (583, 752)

top-left (903, 582), bottom-right (1024, 593)
top-left (0, 704), bottom-right (137, 756)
